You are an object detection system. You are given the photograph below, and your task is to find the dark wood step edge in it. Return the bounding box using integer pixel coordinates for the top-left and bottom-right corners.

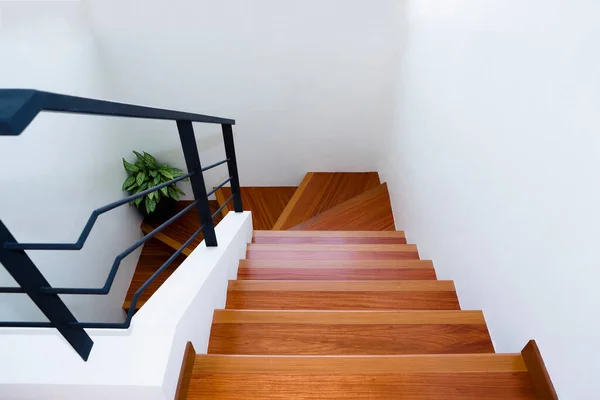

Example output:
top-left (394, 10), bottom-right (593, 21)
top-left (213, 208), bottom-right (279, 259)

top-left (522, 340), bottom-right (558, 400)
top-left (175, 342), bottom-right (196, 400)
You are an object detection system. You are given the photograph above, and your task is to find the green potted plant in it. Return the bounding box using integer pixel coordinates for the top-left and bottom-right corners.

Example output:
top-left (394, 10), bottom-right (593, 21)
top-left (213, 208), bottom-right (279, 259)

top-left (122, 151), bottom-right (187, 223)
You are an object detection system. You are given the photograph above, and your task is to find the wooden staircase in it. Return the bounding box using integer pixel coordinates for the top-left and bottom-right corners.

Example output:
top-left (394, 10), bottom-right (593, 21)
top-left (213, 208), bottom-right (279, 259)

top-left (126, 172), bottom-right (557, 399)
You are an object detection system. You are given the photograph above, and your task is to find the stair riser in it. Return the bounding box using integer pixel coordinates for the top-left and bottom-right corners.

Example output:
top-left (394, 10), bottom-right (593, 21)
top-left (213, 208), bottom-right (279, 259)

top-left (252, 237), bottom-right (407, 244)
top-left (226, 291), bottom-right (460, 310)
top-left (237, 267), bottom-right (436, 280)
top-left (246, 250), bottom-right (419, 260)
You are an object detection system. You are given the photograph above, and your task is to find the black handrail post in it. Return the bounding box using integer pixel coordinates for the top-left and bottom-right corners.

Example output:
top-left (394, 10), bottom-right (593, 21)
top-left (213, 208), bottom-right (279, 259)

top-left (222, 124), bottom-right (243, 212)
top-left (176, 120), bottom-right (217, 247)
top-left (0, 221), bottom-right (93, 361)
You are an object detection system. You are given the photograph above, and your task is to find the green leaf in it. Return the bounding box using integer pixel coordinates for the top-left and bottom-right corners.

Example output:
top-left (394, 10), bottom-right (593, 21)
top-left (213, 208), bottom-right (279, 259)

top-left (143, 152), bottom-right (157, 169)
top-left (160, 187), bottom-right (169, 196)
top-left (133, 151), bottom-right (145, 164)
top-left (148, 191), bottom-right (155, 201)
top-left (122, 176), bottom-right (136, 191)
top-left (155, 190), bottom-right (161, 202)
top-left (149, 170), bottom-right (158, 178)
top-left (168, 186), bottom-right (180, 201)
top-left (135, 182), bottom-right (149, 193)
top-left (159, 169), bottom-right (174, 180)
top-left (136, 171), bottom-right (147, 186)
top-left (134, 196), bottom-right (144, 207)
top-left (171, 167), bottom-right (184, 176)
top-left (174, 185), bottom-right (186, 196)
top-left (123, 159), bottom-right (139, 173)
top-left (145, 196), bottom-right (157, 214)
top-left (153, 176), bottom-right (161, 186)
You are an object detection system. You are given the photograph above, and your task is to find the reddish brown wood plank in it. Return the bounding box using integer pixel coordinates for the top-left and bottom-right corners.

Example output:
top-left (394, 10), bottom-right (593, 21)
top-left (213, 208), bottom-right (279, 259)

top-left (188, 355), bottom-right (536, 400)
top-left (291, 183), bottom-right (395, 231)
top-left (141, 200), bottom-right (224, 254)
top-left (521, 340), bottom-right (559, 400)
top-left (246, 244), bottom-right (419, 260)
top-left (216, 187), bottom-right (297, 230)
top-left (273, 172), bottom-right (380, 230)
top-left (226, 280), bottom-right (460, 310)
top-left (175, 342), bottom-right (196, 400)
top-left (252, 230), bottom-right (406, 244)
top-left (237, 267), bottom-right (436, 280)
top-left (208, 310), bottom-right (494, 355)
top-left (123, 238), bottom-right (186, 311)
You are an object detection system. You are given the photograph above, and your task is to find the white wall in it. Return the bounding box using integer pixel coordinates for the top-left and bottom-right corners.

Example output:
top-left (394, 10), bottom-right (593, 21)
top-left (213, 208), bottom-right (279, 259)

top-left (0, 2), bottom-right (142, 322)
top-left (83, 0), bottom-right (398, 187)
top-left (0, 211), bottom-right (253, 400)
top-left (380, 1), bottom-right (600, 399)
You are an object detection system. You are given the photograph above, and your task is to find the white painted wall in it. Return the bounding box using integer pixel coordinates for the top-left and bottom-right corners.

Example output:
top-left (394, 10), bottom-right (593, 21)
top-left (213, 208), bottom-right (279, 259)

top-left (380, 1), bottom-right (600, 399)
top-left (0, 211), bottom-right (253, 400)
top-left (83, 0), bottom-right (398, 187)
top-left (0, 2), bottom-right (142, 322)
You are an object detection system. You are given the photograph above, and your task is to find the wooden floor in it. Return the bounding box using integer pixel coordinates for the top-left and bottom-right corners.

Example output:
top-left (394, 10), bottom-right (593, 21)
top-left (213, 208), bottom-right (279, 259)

top-left (141, 200), bottom-right (224, 255)
top-left (272, 172), bottom-right (380, 230)
top-left (290, 183), bottom-right (395, 231)
top-left (215, 186), bottom-right (297, 230)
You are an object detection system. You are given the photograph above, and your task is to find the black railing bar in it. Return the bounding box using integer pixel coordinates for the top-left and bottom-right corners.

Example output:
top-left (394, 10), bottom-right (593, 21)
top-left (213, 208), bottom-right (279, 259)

top-left (211, 194), bottom-right (235, 219)
top-left (0, 287), bottom-right (24, 293)
top-left (40, 201), bottom-right (199, 295)
top-left (71, 225), bottom-right (205, 329)
top-left (0, 321), bottom-right (54, 328)
top-left (201, 159), bottom-right (230, 172)
top-left (206, 177), bottom-right (232, 198)
top-left (4, 172), bottom-right (194, 251)
top-left (0, 89), bottom-right (235, 136)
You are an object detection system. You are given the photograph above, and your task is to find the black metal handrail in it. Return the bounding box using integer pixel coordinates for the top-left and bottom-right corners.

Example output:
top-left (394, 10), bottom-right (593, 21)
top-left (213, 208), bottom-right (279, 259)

top-left (0, 89), bottom-right (243, 361)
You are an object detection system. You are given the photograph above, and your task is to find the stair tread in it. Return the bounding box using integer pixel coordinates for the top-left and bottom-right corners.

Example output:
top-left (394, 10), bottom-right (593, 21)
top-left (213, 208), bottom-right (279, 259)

top-left (239, 259), bottom-right (433, 268)
top-left (228, 280), bottom-right (454, 291)
top-left (246, 243), bottom-right (419, 260)
top-left (209, 310), bottom-right (494, 355)
top-left (140, 200), bottom-right (223, 255)
top-left (226, 280), bottom-right (460, 310)
top-left (273, 172), bottom-right (380, 230)
top-left (215, 187), bottom-right (297, 230)
top-left (290, 182), bottom-right (395, 231)
top-left (253, 230), bottom-right (406, 244)
top-left (189, 355), bottom-right (536, 399)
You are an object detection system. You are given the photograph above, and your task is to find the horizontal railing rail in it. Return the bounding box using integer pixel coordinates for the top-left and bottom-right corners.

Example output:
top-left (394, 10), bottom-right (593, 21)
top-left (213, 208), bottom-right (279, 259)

top-left (0, 89), bottom-right (243, 361)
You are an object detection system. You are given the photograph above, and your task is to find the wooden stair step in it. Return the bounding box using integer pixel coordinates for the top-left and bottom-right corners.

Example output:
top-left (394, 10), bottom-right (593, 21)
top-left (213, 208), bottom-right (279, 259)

top-left (140, 200), bottom-right (223, 255)
top-left (273, 172), bottom-right (380, 230)
top-left (226, 280), bottom-right (460, 310)
top-left (246, 244), bottom-right (419, 260)
top-left (208, 310), bottom-right (494, 355)
top-left (291, 183), bottom-right (395, 231)
top-left (188, 354), bottom-right (536, 399)
top-left (237, 259), bottom-right (436, 280)
top-left (252, 230), bottom-right (406, 244)
top-left (215, 187), bottom-right (297, 230)
top-left (122, 238), bottom-right (185, 312)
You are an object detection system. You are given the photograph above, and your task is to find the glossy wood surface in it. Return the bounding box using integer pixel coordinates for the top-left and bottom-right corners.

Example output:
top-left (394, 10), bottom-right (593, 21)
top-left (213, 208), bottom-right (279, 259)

top-left (215, 187), bottom-right (297, 229)
top-left (175, 342), bottom-right (196, 400)
top-left (246, 243), bottom-right (419, 260)
top-left (188, 355), bottom-right (536, 399)
top-left (238, 264), bottom-right (436, 280)
top-left (521, 340), bottom-right (559, 400)
top-left (141, 200), bottom-right (223, 254)
top-left (252, 230), bottom-right (406, 244)
top-left (123, 238), bottom-right (185, 311)
top-left (273, 172), bottom-right (380, 230)
top-left (291, 183), bottom-right (395, 231)
top-left (226, 280), bottom-right (460, 310)
top-left (208, 310), bottom-right (494, 355)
